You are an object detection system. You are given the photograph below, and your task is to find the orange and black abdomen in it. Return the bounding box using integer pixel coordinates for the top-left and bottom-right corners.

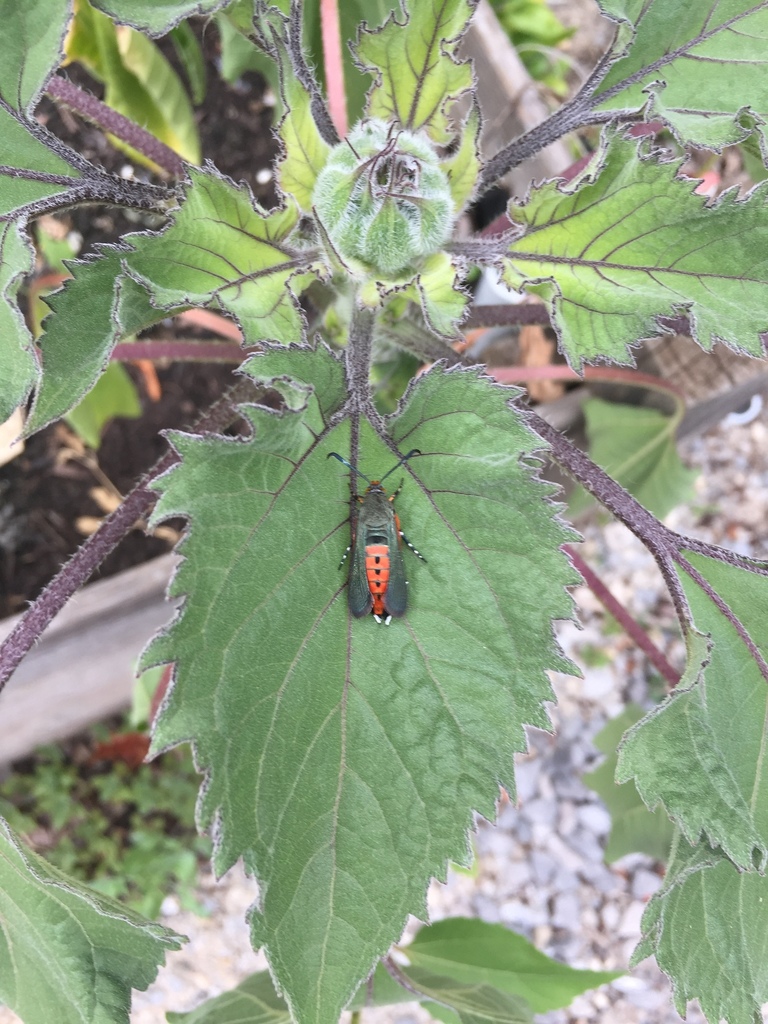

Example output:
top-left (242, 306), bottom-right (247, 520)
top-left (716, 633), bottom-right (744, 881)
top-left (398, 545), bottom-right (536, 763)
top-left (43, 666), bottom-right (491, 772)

top-left (365, 543), bottom-right (391, 618)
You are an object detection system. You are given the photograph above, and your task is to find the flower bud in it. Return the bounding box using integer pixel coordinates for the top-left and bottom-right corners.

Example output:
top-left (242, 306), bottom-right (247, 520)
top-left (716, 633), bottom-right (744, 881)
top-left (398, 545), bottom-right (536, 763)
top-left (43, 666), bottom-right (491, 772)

top-left (313, 119), bottom-right (453, 278)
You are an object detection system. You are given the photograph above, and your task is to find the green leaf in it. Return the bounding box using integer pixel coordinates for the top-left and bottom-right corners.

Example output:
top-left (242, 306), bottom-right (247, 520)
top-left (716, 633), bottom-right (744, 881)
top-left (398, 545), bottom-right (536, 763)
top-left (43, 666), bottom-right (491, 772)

top-left (259, 7), bottom-right (331, 211)
top-left (167, 970), bottom-right (291, 1022)
top-left (583, 705), bottom-right (674, 862)
top-left (403, 965), bottom-right (533, 1023)
top-left (26, 248), bottom-right (182, 436)
top-left (0, 0), bottom-right (70, 111)
top-left (633, 836), bottom-right (768, 1024)
top-left (0, 818), bottom-right (182, 1024)
top-left (443, 103), bottom-right (482, 215)
top-left (170, 21), bottom-right (207, 106)
top-left (124, 167), bottom-right (306, 345)
top-left (90, 0), bottom-right (230, 37)
top-left (618, 554), bottom-right (768, 870)
top-left (502, 130), bottom-right (768, 368)
top-left (0, 106), bottom-right (84, 217)
top-left (412, 251), bottom-right (469, 338)
top-left (405, 918), bottom-right (621, 1014)
top-left (593, 1), bottom-right (768, 151)
top-left (64, 360), bottom-right (142, 449)
top-left (570, 398), bottom-right (697, 517)
top-left (355, 0), bottom-right (477, 143)
top-left (142, 354), bottom-right (577, 1024)
top-left (0, 221), bottom-right (38, 423)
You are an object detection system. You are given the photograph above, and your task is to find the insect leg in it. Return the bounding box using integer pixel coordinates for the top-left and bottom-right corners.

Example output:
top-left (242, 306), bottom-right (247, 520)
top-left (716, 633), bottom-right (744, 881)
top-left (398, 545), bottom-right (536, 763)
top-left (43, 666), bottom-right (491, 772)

top-left (400, 533), bottom-right (426, 562)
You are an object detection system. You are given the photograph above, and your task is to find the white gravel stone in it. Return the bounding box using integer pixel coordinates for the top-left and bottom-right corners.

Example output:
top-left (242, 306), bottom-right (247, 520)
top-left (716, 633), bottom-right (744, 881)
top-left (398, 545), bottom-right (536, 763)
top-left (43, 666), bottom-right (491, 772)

top-left (522, 797), bottom-right (558, 826)
top-left (552, 891), bottom-right (581, 929)
top-left (576, 802), bottom-right (612, 835)
top-left (632, 867), bottom-right (663, 900)
top-left (500, 899), bottom-right (548, 929)
top-left (618, 901), bottom-right (646, 938)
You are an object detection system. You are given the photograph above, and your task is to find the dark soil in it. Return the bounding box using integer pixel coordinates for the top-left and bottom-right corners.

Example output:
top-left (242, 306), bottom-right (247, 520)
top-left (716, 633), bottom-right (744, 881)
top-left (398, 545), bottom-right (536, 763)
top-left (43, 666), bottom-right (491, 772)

top-left (0, 20), bottom-right (281, 619)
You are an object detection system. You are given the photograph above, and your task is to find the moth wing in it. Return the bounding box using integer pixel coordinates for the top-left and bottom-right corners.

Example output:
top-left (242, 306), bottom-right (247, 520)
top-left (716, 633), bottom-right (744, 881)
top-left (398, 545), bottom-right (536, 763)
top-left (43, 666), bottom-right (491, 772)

top-left (348, 531), bottom-right (373, 617)
top-left (383, 523), bottom-right (408, 618)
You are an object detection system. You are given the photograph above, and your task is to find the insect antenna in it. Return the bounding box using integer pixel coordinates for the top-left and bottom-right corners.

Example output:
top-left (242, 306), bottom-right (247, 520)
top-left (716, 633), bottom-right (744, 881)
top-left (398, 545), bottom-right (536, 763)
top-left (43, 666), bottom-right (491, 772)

top-left (326, 451), bottom-right (372, 485)
top-left (379, 449), bottom-right (422, 483)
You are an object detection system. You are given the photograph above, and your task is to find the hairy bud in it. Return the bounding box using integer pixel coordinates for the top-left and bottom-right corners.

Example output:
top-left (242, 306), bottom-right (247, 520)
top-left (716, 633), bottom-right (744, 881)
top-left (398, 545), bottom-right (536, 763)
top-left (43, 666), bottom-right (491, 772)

top-left (312, 119), bottom-right (454, 278)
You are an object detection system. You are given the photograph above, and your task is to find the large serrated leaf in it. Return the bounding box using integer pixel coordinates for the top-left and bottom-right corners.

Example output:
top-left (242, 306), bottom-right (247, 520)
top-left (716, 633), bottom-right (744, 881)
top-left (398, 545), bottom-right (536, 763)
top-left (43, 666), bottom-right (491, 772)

top-left (354, 0), bottom-right (478, 144)
top-left (124, 167), bottom-right (307, 345)
top-left (582, 705), bottom-right (674, 863)
top-left (0, 0), bottom-right (70, 111)
top-left (633, 837), bottom-right (768, 1024)
top-left (26, 247), bottom-right (184, 436)
top-left (0, 107), bottom-right (84, 217)
top-left (0, 220), bottom-right (38, 423)
top-left (142, 353), bottom-right (577, 1024)
top-left (0, 818), bottom-right (182, 1024)
top-left (259, 7), bottom-right (331, 211)
top-left (91, 0), bottom-right (230, 37)
top-left (594, 0), bottom-right (768, 151)
top-left (618, 554), bottom-right (768, 870)
top-left (502, 131), bottom-right (768, 368)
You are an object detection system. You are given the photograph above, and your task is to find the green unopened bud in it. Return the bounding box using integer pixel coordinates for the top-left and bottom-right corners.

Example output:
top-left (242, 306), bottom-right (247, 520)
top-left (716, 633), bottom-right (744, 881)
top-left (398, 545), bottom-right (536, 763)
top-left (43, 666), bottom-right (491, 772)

top-left (312, 119), bottom-right (454, 278)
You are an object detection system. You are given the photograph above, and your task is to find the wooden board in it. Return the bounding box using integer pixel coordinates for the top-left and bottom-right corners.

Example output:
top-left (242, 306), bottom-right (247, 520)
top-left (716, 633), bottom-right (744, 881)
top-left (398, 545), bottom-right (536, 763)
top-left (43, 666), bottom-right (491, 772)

top-left (0, 555), bottom-right (176, 765)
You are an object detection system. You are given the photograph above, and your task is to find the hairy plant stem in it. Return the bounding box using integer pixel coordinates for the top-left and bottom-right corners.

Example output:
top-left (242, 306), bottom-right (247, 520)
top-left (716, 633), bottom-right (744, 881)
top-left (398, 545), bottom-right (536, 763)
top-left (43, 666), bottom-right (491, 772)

top-left (478, 102), bottom-right (625, 194)
top-left (46, 76), bottom-right (186, 178)
top-left (112, 340), bottom-right (246, 363)
top-left (0, 379), bottom-right (259, 694)
top-left (288, 0), bottom-right (340, 146)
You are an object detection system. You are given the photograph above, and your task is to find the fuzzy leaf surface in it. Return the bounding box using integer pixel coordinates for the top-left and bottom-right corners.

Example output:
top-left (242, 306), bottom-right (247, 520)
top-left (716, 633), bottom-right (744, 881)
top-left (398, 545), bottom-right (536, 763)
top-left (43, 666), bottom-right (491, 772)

top-left (443, 103), bottom-right (481, 214)
top-left (144, 351), bottom-right (577, 1024)
top-left (633, 837), bottom-right (768, 1024)
top-left (502, 131), bottom-right (768, 367)
top-left (0, 106), bottom-right (84, 218)
top-left (91, 0), bottom-right (230, 36)
top-left (124, 168), bottom-right (306, 346)
top-left (618, 555), bottom-right (768, 869)
top-left (1, 0), bottom-right (69, 110)
top-left (0, 221), bottom-right (38, 423)
top-left (0, 818), bottom-right (182, 1024)
top-left (25, 248), bottom-right (183, 435)
top-left (405, 918), bottom-right (621, 1013)
top-left (412, 251), bottom-right (469, 338)
top-left (594, 1), bottom-right (768, 151)
top-left (355, 0), bottom-right (477, 143)
top-left (260, 8), bottom-right (331, 211)
top-left (583, 705), bottom-right (674, 863)
top-left (570, 398), bottom-right (697, 517)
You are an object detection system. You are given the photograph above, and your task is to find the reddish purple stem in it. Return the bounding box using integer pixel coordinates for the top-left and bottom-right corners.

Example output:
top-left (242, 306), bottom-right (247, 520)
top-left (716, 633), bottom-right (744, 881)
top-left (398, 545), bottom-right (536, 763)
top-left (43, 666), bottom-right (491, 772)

top-left (566, 545), bottom-right (681, 688)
